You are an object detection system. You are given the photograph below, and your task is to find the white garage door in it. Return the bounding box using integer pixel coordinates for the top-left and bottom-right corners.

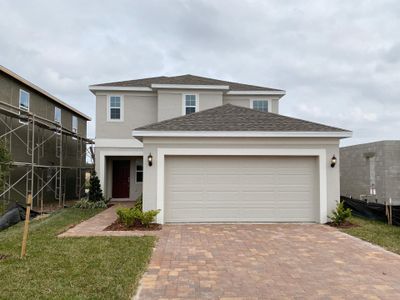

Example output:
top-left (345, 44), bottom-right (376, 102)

top-left (165, 156), bottom-right (318, 223)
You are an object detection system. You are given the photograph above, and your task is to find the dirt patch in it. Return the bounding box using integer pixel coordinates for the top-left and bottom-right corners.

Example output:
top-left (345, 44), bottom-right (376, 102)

top-left (326, 221), bottom-right (360, 229)
top-left (0, 254), bottom-right (10, 260)
top-left (104, 220), bottom-right (162, 231)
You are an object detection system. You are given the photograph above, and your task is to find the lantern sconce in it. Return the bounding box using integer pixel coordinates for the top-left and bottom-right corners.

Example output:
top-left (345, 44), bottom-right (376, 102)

top-left (148, 153), bottom-right (153, 167)
top-left (330, 155), bottom-right (337, 168)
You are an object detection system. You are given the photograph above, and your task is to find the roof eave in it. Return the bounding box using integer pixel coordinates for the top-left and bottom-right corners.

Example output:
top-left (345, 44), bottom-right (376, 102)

top-left (132, 130), bottom-right (353, 139)
top-left (88, 85), bottom-right (153, 94)
top-left (226, 90), bottom-right (286, 96)
top-left (151, 84), bottom-right (230, 90)
top-left (1, 65), bottom-right (91, 121)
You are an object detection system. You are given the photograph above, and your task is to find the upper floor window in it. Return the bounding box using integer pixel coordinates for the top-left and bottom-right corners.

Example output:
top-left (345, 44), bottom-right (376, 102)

top-left (184, 94), bottom-right (198, 115)
top-left (108, 95), bottom-right (123, 121)
top-left (19, 89), bottom-right (30, 111)
top-left (251, 100), bottom-right (269, 112)
top-left (72, 116), bottom-right (78, 134)
top-left (54, 107), bottom-right (62, 123)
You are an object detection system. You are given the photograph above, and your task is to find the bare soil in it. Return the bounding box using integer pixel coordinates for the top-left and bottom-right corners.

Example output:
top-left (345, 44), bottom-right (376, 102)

top-left (0, 254), bottom-right (9, 260)
top-left (104, 220), bottom-right (162, 231)
top-left (327, 221), bottom-right (359, 228)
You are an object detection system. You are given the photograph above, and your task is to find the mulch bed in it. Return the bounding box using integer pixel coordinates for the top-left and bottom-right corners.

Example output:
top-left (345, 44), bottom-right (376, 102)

top-left (326, 221), bottom-right (359, 229)
top-left (104, 220), bottom-right (162, 231)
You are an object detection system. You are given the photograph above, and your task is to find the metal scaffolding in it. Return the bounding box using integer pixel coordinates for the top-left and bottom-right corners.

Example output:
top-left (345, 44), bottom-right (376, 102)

top-left (0, 100), bottom-right (94, 213)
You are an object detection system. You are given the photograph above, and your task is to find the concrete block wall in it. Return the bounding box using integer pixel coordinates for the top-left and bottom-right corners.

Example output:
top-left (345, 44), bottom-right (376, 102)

top-left (340, 141), bottom-right (400, 205)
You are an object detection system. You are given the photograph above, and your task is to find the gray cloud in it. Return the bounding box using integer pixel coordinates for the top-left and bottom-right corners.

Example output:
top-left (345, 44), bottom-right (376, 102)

top-left (0, 0), bottom-right (399, 146)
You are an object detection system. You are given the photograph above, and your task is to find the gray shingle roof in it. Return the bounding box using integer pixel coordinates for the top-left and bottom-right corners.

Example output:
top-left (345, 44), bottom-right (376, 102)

top-left (134, 104), bottom-right (350, 132)
top-left (92, 74), bottom-right (283, 92)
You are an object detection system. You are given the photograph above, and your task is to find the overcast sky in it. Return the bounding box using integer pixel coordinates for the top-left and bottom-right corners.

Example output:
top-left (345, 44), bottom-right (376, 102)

top-left (1, 0), bottom-right (399, 146)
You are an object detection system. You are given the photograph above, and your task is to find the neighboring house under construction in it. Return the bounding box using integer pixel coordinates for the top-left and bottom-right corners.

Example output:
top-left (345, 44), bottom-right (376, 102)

top-left (0, 65), bottom-right (93, 213)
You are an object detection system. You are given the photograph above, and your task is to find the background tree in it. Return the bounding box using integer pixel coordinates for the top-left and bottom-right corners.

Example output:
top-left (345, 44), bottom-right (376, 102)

top-left (88, 170), bottom-right (104, 202)
top-left (0, 139), bottom-right (12, 214)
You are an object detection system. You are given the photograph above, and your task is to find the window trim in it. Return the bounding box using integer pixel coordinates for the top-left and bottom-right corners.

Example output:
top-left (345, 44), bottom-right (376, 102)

top-left (250, 99), bottom-right (272, 113)
top-left (19, 89), bottom-right (30, 111)
top-left (54, 106), bottom-right (62, 124)
top-left (72, 115), bottom-right (78, 133)
top-left (135, 161), bottom-right (143, 183)
top-left (107, 95), bottom-right (124, 122)
top-left (182, 93), bottom-right (199, 115)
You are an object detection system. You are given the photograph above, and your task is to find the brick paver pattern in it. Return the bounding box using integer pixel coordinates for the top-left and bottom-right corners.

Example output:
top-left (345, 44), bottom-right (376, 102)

top-left (59, 202), bottom-right (150, 237)
top-left (136, 224), bottom-right (400, 300)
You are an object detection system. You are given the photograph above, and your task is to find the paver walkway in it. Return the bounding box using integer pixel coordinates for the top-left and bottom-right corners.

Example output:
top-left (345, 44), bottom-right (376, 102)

top-left (59, 202), bottom-right (154, 237)
top-left (136, 224), bottom-right (400, 300)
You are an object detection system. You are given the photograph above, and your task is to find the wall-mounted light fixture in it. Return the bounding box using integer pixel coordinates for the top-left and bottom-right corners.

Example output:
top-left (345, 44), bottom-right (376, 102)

top-left (148, 153), bottom-right (153, 167)
top-left (330, 155), bottom-right (337, 168)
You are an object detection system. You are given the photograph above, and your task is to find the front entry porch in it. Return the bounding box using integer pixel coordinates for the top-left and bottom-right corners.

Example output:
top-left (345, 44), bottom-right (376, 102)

top-left (104, 156), bottom-right (143, 201)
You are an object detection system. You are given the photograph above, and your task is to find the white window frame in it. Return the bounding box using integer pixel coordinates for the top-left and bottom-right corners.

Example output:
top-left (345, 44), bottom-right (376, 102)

top-left (19, 89), bottom-right (30, 111)
top-left (19, 89), bottom-right (30, 124)
top-left (135, 161), bottom-right (143, 183)
top-left (250, 99), bottom-right (272, 113)
top-left (107, 95), bottom-right (124, 122)
top-left (72, 116), bottom-right (78, 133)
top-left (182, 94), bottom-right (199, 115)
top-left (54, 107), bottom-right (62, 124)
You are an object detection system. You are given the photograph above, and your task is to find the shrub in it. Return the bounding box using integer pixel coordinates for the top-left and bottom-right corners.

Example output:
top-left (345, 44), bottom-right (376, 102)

top-left (140, 210), bottom-right (160, 227)
top-left (116, 207), bottom-right (140, 227)
top-left (88, 171), bottom-right (104, 202)
top-left (74, 199), bottom-right (107, 209)
top-left (134, 194), bottom-right (143, 211)
top-left (330, 200), bottom-right (352, 226)
top-left (116, 207), bottom-right (160, 228)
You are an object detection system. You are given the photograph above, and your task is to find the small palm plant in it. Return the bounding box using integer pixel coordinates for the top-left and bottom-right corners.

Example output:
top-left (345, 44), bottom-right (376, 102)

top-left (330, 200), bottom-right (352, 226)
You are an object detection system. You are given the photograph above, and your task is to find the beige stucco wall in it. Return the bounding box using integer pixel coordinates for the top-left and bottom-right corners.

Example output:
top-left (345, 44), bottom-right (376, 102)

top-left (141, 137), bottom-right (341, 223)
top-left (223, 96), bottom-right (280, 113)
top-left (157, 90), bottom-right (223, 121)
top-left (95, 92), bottom-right (157, 139)
top-left (95, 90), bottom-right (282, 139)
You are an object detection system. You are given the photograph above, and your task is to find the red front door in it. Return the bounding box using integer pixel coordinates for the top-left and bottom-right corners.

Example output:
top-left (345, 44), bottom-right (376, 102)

top-left (112, 160), bottom-right (130, 198)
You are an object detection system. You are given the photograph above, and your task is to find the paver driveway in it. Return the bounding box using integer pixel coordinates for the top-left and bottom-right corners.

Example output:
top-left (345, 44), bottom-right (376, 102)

top-left (136, 224), bottom-right (400, 300)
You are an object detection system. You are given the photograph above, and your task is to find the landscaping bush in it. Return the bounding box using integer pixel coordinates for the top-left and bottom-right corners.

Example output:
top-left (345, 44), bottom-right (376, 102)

top-left (116, 207), bottom-right (160, 228)
top-left (134, 194), bottom-right (143, 211)
top-left (330, 200), bottom-right (352, 226)
top-left (74, 199), bottom-right (107, 209)
top-left (116, 207), bottom-right (141, 226)
top-left (140, 210), bottom-right (160, 227)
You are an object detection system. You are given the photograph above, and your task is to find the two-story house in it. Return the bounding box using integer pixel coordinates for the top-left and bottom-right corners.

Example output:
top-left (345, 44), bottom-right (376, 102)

top-left (90, 75), bottom-right (351, 224)
top-left (0, 65), bottom-right (91, 211)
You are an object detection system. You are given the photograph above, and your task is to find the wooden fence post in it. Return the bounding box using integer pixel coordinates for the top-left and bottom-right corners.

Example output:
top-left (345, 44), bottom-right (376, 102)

top-left (21, 193), bottom-right (32, 258)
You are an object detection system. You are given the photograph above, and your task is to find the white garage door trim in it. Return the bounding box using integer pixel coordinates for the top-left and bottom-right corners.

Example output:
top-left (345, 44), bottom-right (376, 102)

top-left (156, 148), bottom-right (327, 224)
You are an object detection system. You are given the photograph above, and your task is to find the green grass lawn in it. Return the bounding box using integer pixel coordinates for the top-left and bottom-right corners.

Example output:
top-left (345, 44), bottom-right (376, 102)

top-left (341, 216), bottom-right (400, 255)
top-left (0, 208), bottom-right (155, 300)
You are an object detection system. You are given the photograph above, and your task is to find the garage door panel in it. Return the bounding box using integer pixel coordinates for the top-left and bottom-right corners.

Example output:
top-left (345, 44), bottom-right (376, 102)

top-left (205, 174), bottom-right (241, 185)
top-left (240, 174), bottom-right (276, 185)
top-left (169, 174), bottom-right (204, 185)
top-left (276, 174), bottom-right (313, 185)
top-left (165, 156), bottom-right (317, 222)
top-left (241, 192), bottom-right (276, 201)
